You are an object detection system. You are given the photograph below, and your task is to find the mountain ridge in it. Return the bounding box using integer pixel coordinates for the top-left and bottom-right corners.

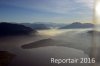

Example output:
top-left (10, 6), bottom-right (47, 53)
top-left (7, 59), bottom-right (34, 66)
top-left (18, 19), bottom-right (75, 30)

top-left (60, 22), bottom-right (94, 29)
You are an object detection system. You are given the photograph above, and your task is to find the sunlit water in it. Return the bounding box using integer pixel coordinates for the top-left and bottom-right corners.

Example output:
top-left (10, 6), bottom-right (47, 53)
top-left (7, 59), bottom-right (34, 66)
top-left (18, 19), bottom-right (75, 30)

top-left (0, 28), bottom-right (100, 66)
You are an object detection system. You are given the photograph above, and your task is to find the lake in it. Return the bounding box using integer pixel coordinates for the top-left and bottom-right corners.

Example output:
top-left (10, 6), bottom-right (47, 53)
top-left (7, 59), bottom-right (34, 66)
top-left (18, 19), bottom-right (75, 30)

top-left (0, 28), bottom-right (100, 66)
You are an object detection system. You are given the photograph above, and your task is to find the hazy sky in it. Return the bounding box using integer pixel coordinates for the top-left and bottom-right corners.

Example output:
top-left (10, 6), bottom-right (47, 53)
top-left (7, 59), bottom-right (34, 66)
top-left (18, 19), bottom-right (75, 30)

top-left (0, 0), bottom-right (94, 23)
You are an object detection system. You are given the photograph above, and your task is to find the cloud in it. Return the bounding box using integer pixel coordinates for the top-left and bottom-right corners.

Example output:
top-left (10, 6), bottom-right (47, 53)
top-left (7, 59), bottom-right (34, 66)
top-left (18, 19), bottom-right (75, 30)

top-left (75, 0), bottom-right (94, 9)
top-left (0, 0), bottom-right (93, 14)
top-left (31, 0), bottom-right (93, 14)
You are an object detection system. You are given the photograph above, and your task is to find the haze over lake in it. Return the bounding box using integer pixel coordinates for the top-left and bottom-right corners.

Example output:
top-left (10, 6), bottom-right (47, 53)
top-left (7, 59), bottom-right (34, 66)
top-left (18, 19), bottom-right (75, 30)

top-left (0, 28), bottom-right (100, 66)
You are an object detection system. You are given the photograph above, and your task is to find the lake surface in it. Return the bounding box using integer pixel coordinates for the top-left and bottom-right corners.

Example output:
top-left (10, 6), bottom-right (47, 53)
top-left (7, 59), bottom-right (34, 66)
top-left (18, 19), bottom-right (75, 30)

top-left (0, 29), bottom-right (100, 66)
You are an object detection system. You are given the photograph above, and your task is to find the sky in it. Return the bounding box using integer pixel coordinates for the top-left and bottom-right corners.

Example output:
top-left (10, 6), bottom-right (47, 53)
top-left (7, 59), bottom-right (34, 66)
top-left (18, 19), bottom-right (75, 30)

top-left (0, 0), bottom-right (94, 23)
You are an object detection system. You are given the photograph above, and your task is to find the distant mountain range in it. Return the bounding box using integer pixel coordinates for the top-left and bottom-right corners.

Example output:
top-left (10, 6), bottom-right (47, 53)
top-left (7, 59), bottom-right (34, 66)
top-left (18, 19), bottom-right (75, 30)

top-left (0, 22), bottom-right (36, 36)
top-left (21, 22), bottom-right (66, 29)
top-left (60, 22), bottom-right (94, 29)
top-left (20, 22), bottom-right (94, 29)
top-left (0, 22), bottom-right (95, 36)
top-left (21, 23), bottom-right (50, 30)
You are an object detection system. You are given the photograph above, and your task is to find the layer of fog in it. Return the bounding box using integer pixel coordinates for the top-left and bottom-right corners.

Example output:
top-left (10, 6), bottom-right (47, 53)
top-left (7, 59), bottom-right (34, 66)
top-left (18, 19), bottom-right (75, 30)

top-left (0, 29), bottom-right (100, 66)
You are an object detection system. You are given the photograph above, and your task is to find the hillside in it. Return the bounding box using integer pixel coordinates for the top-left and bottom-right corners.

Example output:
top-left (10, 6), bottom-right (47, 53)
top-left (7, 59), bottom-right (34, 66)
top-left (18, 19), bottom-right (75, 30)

top-left (0, 22), bottom-right (36, 36)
